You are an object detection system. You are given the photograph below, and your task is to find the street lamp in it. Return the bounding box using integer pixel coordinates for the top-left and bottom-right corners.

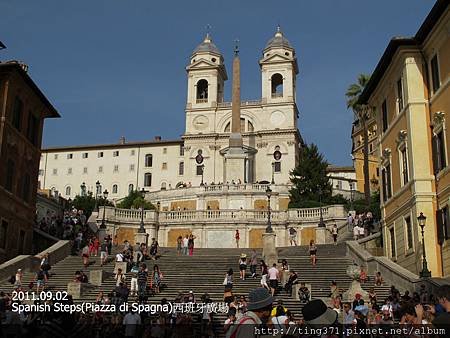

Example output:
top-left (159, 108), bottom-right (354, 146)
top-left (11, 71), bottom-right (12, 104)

top-left (350, 182), bottom-right (354, 211)
top-left (200, 164), bottom-right (205, 186)
top-left (271, 162), bottom-right (275, 184)
top-left (138, 188), bottom-right (146, 233)
top-left (100, 189), bottom-right (108, 229)
top-left (266, 186), bottom-right (273, 233)
top-left (418, 212), bottom-right (431, 278)
top-left (318, 186), bottom-right (325, 227)
top-left (94, 180), bottom-right (101, 212)
top-left (80, 182), bottom-right (86, 197)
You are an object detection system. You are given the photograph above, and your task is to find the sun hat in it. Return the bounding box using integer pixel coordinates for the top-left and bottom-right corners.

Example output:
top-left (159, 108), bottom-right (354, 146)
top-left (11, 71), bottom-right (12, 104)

top-left (247, 288), bottom-right (273, 311)
top-left (240, 253), bottom-right (247, 258)
top-left (302, 299), bottom-right (338, 326)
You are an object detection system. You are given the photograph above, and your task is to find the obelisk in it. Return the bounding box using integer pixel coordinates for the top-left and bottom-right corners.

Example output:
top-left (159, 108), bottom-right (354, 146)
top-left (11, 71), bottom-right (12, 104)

top-left (224, 42), bottom-right (247, 183)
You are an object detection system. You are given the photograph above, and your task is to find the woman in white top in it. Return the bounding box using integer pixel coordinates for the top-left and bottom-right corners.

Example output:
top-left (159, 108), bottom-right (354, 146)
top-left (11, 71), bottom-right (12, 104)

top-left (14, 269), bottom-right (23, 289)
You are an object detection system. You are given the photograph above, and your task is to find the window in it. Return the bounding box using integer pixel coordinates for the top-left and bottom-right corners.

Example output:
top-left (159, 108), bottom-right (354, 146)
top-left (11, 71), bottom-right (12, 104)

top-left (405, 216), bottom-right (413, 250)
top-left (271, 73), bottom-right (283, 97)
top-left (98, 151), bottom-right (104, 158)
top-left (12, 97), bottom-right (23, 131)
top-left (430, 54), bottom-right (440, 93)
top-left (145, 154), bottom-right (153, 167)
top-left (163, 148), bottom-right (167, 154)
top-left (389, 227), bottom-right (396, 258)
top-left (131, 150), bottom-right (135, 156)
top-left (400, 147), bottom-right (409, 185)
top-left (432, 129), bottom-right (447, 173)
top-left (196, 79), bottom-right (208, 102)
top-left (376, 167), bottom-right (380, 177)
top-left (113, 151), bottom-right (119, 157)
top-left (397, 78), bottom-right (404, 112)
top-left (196, 165), bottom-right (204, 175)
top-left (161, 182), bottom-right (167, 190)
top-left (54, 154), bottom-right (58, 160)
top-left (240, 118), bottom-right (246, 132)
top-left (144, 173), bottom-right (152, 187)
top-left (179, 162), bottom-right (184, 175)
top-left (82, 152), bottom-right (88, 159)
top-left (0, 220), bottom-right (8, 249)
top-left (274, 162), bottom-right (281, 172)
top-left (179, 145), bottom-right (184, 156)
top-left (67, 153), bottom-right (73, 159)
top-left (382, 100), bottom-right (388, 132)
top-left (21, 174), bottom-right (30, 202)
top-left (437, 206), bottom-right (450, 244)
top-left (26, 112), bottom-right (39, 146)
top-left (112, 184), bottom-right (118, 194)
top-left (130, 164), bottom-right (135, 172)
top-left (162, 162), bottom-right (167, 170)
top-left (17, 230), bottom-right (25, 255)
top-left (248, 121), bottom-right (254, 132)
top-left (113, 165), bottom-right (119, 173)
top-left (128, 184), bottom-right (134, 193)
top-left (65, 186), bottom-right (71, 196)
top-left (98, 166), bottom-right (103, 173)
top-left (369, 143), bottom-right (373, 153)
top-left (83, 167), bottom-right (88, 174)
top-left (382, 164), bottom-right (392, 202)
top-left (67, 168), bottom-right (72, 175)
top-left (52, 168), bottom-right (57, 176)
top-left (336, 181), bottom-right (343, 190)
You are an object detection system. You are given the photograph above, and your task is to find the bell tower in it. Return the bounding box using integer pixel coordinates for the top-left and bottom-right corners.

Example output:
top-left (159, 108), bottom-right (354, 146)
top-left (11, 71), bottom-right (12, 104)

top-left (186, 34), bottom-right (227, 110)
top-left (259, 26), bottom-right (298, 104)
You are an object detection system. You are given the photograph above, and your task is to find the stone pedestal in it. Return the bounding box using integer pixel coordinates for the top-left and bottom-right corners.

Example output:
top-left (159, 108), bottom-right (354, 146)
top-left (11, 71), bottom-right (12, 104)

top-left (67, 282), bottom-right (85, 300)
top-left (114, 261), bottom-right (128, 274)
top-left (262, 233), bottom-right (278, 267)
top-left (135, 232), bottom-right (149, 248)
top-left (224, 149), bottom-right (247, 183)
top-left (343, 280), bottom-right (369, 303)
top-left (292, 283), bottom-right (312, 301)
top-left (315, 227), bottom-right (328, 244)
top-left (90, 270), bottom-right (105, 286)
top-left (98, 227), bottom-right (107, 243)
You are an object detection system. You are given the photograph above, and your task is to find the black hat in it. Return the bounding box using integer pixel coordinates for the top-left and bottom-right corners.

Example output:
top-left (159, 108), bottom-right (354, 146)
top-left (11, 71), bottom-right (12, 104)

top-left (302, 299), bottom-right (338, 326)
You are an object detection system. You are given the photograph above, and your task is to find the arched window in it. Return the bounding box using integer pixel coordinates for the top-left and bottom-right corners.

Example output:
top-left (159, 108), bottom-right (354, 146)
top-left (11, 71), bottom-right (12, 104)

top-left (112, 184), bottom-right (118, 194)
top-left (271, 73), bottom-right (283, 97)
top-left (144, 173), bottom-right (152, 187)
top-left (161, 182), bottom-right (167, 190)
top-left (248, 121), bottom-right (254, 132)
top-left (145, 154), bottom-right (153, 167)
top-left (224, 122), bottom-right (231, 132)
top-left (128, 184), bottom-right (134, 193)
top-left (224, 119), bottom-right (254, 133)
top-left (65, 186), bottom-right (71, 196)
top-left (196, 79), bottom-right (208, 102)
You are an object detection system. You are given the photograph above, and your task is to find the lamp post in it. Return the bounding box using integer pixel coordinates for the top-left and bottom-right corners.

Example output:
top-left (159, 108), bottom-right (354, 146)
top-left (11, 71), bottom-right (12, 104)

top-left (350, 182), bottom-right (354, 211)
top-left (200, 164), bottom-right (205, 186)
top-left (418, 212), bottom-right (431, 278)
top-left (138, 188), bottom-right (146, 233)
top-left (271, 162), bottom-right (275, 184)
top-left (266, 186), bottom-right (273, 233)
top-left (100, 189), bottom-right (108, 229)
top-left (318, 186), bottom-right (325, 227)
top-left (94, 180), bottom-right (101, 212)
top-left (80, 182), bottom-right (86, 197)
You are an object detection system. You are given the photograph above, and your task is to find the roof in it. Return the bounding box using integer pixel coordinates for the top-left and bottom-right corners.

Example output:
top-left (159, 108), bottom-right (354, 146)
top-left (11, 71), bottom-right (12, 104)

top-left (0, 61), bottom-right (60, 118)
top-left (358, 0), bottom-right (448, 104)
top-left (327, 165), bottom-right (355, 173)
top-left (264, 26), bottom-right (293, 51)
top-left (193, 34), bottom-right (221, 55)
top-left (42, 138), bottom-right (183, 152)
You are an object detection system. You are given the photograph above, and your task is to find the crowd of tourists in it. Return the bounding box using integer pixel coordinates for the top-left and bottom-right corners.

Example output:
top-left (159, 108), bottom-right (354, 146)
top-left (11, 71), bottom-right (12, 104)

top-left (348, 211), bottom-right (378, 240)
top-left (35, 208), bottom-right (88, 240)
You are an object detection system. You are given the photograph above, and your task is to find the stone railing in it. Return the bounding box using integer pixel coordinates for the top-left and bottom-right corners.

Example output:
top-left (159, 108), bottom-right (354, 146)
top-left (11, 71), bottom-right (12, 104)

top-left (217, 99), bottom-right (261, 108)
top-left (100, 204), bottom-right (346, 225)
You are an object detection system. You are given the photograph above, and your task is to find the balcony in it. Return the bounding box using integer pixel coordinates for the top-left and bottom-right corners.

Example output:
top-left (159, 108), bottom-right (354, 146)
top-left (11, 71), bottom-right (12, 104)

top-left (196, 98), bottom-right (208, 104)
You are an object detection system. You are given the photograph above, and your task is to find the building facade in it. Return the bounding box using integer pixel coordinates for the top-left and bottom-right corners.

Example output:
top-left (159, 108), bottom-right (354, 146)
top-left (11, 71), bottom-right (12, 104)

top-left (0, 61), bottom-right (59, 263)
top-left (358, 0), bottom-right (450, 277)
top-left (39, 28), bottom-right (303, 201)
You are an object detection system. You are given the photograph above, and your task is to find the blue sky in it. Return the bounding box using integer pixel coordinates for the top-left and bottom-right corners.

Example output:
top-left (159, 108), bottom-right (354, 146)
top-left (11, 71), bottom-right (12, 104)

top-left (0, 0), bottom-right (434, 165)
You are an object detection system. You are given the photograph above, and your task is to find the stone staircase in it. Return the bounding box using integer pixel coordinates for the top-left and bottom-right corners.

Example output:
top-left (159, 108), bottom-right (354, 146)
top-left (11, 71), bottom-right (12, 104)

top-left (0, 242), bottom-right (391, 334)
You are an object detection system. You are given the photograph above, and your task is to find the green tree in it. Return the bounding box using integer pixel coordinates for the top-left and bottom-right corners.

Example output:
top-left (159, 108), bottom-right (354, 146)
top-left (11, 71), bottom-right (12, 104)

top-left (72, 192), bottom-right (113, 218)
top-left (346, 73), bottom-right (371, 207)
top-left (117, 190), bottom-right (155, 210)
top-left (289, 143), bottom-right (333, 208)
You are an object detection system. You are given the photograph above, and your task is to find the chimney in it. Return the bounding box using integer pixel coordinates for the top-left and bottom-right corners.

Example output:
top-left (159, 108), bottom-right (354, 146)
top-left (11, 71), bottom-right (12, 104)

top-left (154, 136), bottom-right (162, 141)
top-left (119, 136), bottom-right (126, 144)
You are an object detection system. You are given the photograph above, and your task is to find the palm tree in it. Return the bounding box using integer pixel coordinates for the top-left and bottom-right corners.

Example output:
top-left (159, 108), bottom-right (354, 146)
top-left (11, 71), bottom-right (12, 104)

top-left (346, 74), bottom-right (371, 207)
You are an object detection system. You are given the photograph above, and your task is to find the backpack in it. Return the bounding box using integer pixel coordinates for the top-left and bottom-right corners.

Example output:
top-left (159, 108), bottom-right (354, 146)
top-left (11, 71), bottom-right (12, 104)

top-left (225, 315), bottom-right (257, 338)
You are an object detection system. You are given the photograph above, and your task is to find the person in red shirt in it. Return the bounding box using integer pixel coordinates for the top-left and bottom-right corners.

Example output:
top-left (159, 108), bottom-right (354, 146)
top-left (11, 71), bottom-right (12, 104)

top-left (235, 230), bottom-right (240, 248)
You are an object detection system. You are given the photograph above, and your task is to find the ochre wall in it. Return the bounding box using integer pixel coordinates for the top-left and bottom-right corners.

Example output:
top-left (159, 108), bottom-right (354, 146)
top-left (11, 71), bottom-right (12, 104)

top-left (170, 200), bottom-right (196, 211)
top-left (279, 198), bottom-right (290, 211)
top-left (206, 200), bottom-right (220, 210)
top-left (301, 228), bottom-right (316, 246)
top-left (254, 200), bottom-right (268, 210)
top-left (249, 229), bottom-right (264, 248)
top-left (116, 227), bottom-right (137, 245)
top-left (167, 228), bottom-right (192, 247)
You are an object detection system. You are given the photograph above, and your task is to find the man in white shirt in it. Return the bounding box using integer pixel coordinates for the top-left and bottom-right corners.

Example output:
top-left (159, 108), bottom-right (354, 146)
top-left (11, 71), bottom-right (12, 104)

top-left (116, 252), bottom-right (124, 262)
top-left (182, 235), bottom-right (189, 256)
top-left (267, 263), bottom-right (280, 297)
top-left (353, 225), bottom-right (360, 241)
top-left (123, 310), bottom-right (141, 337)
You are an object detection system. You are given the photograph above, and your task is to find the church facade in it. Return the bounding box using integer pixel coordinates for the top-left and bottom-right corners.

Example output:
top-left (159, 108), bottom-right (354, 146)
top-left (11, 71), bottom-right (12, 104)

top-left (39, 28), bottom-right (303, 203)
